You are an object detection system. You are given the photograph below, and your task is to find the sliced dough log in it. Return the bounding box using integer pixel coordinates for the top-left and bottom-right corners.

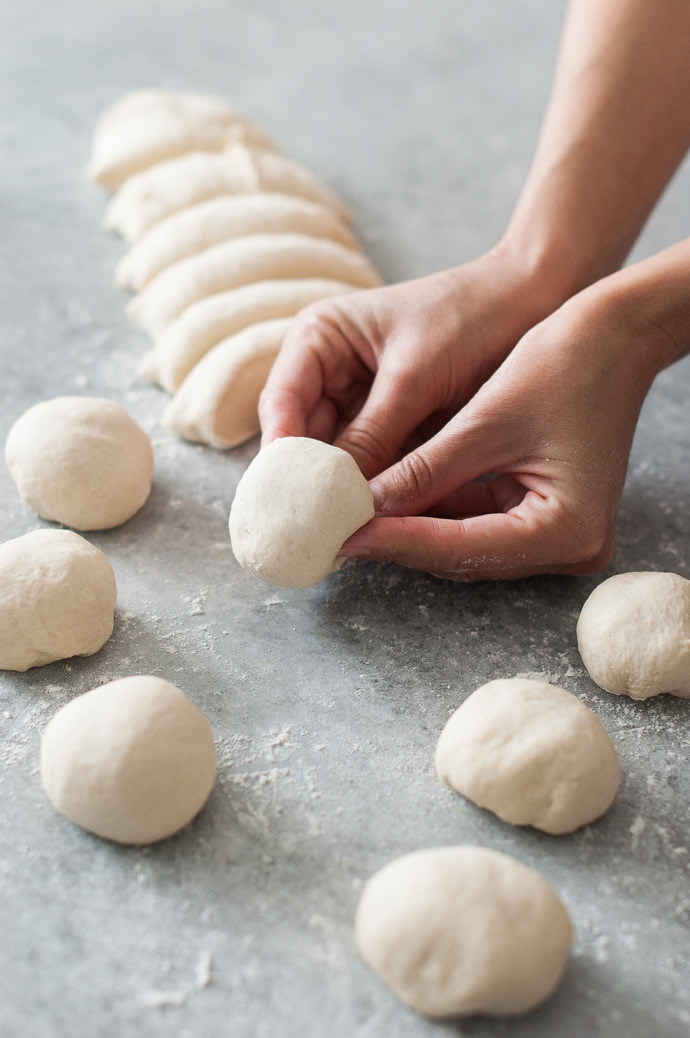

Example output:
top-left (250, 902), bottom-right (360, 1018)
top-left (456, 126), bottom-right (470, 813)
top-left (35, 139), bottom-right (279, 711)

top-left (141, 277), bottom-right (360, 392)
top-left (163, 317), bottom-right (293, 449)
top-left (104, 144), bottom-right (349, 242)
top-left (86, 90), bottom-right (271, 192)
top-left (127, 232), bottom-right (381, 337)
top-left (116, 192), bottom-right (357, 291)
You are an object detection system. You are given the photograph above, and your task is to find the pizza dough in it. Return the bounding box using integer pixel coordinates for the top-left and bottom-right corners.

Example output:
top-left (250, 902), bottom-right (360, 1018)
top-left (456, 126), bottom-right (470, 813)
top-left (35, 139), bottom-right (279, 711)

top-left (577, 571), bottom-right (690, 699)
top-left (435, 678), bottom-right (620, 834)
top-left (355, 846), bottom-right (572, 1018)
top-left (40, 675), bottom-right (216, 845)
top-left (5, 396), bottom-right (154, 530)
top-left (229, 436), bottom-right (375, 588)
top-left (0, 529), bottom-right (116, 671)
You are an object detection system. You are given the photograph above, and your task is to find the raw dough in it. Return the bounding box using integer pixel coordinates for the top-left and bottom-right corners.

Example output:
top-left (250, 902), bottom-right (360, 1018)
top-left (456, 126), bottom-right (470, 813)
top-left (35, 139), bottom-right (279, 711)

top-left (126, 232), bottom-right (381, 337)
top-left (163, 317), bottom-right (293, 448)
top-left (116, 192), bottom-right (357, 290)
top-left (435, 678), bottom-right (620, 834)
top-left (577, 571), bottom-right (690, 699)
top-left (103, 143), bottom-right (350, 242)
top-left (355, 846), bottom-right (572, 1018)
top-left (5, 396), bottom-right (154, 530)
top-left (40, 675), bottom-right (216, 845)
top-left (229, 436), bottom-right (374, 588)
top-left (0, 529), bottom-right (116, 671)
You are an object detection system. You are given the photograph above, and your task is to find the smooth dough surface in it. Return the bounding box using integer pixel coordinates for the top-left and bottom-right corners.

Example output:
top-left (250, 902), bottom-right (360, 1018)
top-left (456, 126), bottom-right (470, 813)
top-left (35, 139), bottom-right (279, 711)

top-left (435, 678), bottom-right (620, 834)
top-left (40, 675), bottom-right (217, 845)
top-left (229, 436), bottom-right (374, 588)
top-left (5, 396), bottom-right (154, 530)
top-left (577, 571), bottom-right (690, 699)
top-left (355, 846), bottom-right (573, 1019)
top-left (0, 529), bottom-right (116, 671)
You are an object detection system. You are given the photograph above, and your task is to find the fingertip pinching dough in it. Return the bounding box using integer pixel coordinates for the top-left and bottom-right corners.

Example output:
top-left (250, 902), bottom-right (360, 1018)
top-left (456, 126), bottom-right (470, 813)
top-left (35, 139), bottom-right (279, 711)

top-left (5, 396), bottom-right (154, 531)
top-left (355, 846), bottom-right (573, 1019)
top-left (577, 571), bottom-right (690, 700)
top-left (229, 436), bottom-right (375, 588)
top-left (40, 676), bottom-right (217, 845)
top-left (435, 678), bottom-right (620, 834)
top-left (0, 529), bottom-right (117, 671)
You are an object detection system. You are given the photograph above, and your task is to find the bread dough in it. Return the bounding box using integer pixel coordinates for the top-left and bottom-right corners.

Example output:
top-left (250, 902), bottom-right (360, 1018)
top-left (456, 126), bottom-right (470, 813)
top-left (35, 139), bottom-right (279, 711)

top-left (103, 143), bottom-right (350, 242)
top-left (126, 232), bottom-right (381, 337)
top-left (40, 675), bottom-right (216, 844)
top-left (435, 678), bottom-right (620, 834)
top-left (142, 277), bottom-right (359, 392)
top-left (86, 89), bottom-right (271, 191)
top-left (577, 571), bottom-right (690, 699)
top-left (5, 396), bottom-right (154, 530)
top-left (116, 192), bottom-right (357, 291)
top-left (0, 529), bottom-right (116, 671)
top-left (355, 846), bottom-right (572, 1018)
top-left (229, 436), bottom-right (374, 588)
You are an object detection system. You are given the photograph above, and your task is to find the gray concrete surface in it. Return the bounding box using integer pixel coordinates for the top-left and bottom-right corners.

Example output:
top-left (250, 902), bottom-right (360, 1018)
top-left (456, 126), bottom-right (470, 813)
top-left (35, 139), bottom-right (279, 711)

top-left (1, 1), bottom-right (689, 1036)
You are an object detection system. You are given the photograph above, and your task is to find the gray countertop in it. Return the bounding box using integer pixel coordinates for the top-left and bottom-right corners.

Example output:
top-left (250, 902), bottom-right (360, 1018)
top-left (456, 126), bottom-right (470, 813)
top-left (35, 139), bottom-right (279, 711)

top-left (1, 2), bottom-right (689, 1036)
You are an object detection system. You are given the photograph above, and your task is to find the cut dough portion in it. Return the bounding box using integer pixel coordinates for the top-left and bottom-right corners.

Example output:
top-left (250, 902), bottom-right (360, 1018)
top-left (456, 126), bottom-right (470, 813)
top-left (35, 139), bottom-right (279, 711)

top-left (577, 571), bottom-right (690, 699)
top-left (127, 232), bottom-right (380, 337)
top-left (229, 436), bottom-right (374, 588)
top-left (104, 143), bottom-right (349, 242)
top-left (5, 396), bottom-right (154, 530)
top-left (116, 192), bottom-right (357, 291)
top-left (435, 678), bottom-right (620, 834)
top-left (86, 89), bottom-right (272, 192)
top-left (163, 317), bottom-right (292, 449)
top-left (0, 529), bottom-right (116, 672)
top-left (143, 277), bottom-right (359, 392)
top-left (355, 846), bottom-right (572, 1019)
top-left (40, 675), bottom-right (216, 844)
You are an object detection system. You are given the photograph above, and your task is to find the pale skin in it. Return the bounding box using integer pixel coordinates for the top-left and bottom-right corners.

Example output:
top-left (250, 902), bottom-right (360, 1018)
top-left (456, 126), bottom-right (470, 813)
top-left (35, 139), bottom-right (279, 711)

top-left (259, 0), bottom-right (690, 581)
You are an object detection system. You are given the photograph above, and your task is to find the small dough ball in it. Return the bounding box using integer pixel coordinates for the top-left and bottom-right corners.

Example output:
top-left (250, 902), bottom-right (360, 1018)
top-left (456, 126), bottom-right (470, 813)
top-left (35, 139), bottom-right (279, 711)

top-left (577, 571), bottom-right (690, 700)
top-left (0, 529), bottom-right (116, 671)
top-left (5, 396), bottom-right (154, 530)
top-left (40, 676), bottom-right (216, 845)
top-left (355, 846), bottom-right (572, 1019)
top-left (229, 436), bottom-right (374, 588)
top-left (435, 678), bottom-right (619, 834)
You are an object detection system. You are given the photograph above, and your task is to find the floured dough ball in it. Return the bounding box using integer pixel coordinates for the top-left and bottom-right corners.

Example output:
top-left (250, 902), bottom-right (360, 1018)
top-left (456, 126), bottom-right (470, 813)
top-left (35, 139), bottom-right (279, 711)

top-left (229, 436), bottom-right (374, 588)
top-left (435, 678), bottom-right (619, 834)
top-left (355, 846), bottom-right (572, 1019)
top-left (577, 571), bottom-right (690, 700)
top-left (40, 676), bottom-right (216, 845)
top-left (5, 396), bottom-right (154, 530)
top-left (0, 529), bottom-right (116, 671)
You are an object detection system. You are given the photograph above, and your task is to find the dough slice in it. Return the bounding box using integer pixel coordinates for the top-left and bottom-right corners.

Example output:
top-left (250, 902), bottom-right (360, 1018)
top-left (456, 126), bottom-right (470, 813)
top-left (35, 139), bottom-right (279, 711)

top-left (86, 89), bottom-right (271, 191)
top-left (127, 232), bottom-right (381, 337)
top-left (163, 317), bottom-right (293, 449)
top-left (104, 143), bottom-right (349, 242)
top-left (116, 192), bottom-right (358, 291)
top-left (141, 277), bottom-right (359, 392)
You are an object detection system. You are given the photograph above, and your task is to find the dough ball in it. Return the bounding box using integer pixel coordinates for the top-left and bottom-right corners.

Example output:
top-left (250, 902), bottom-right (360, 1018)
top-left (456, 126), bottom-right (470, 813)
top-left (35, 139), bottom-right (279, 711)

top-left (435, 678), bottom-right (619, 834)
top-left (5, 396), bottom-right (154, 530)
top-left (577, 571), bottom-right (690, 700)
top-left (0, 529), bottom-right (116, 671)
top-left (229, 436), bottom-right (374, 588)
top-left (355, 846), bottom-right (572, 1019)
top-left (40, 676), bottom-right (216, 845)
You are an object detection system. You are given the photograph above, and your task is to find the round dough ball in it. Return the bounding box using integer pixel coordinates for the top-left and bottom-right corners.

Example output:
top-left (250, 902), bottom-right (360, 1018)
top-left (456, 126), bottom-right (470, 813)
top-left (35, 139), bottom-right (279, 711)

top-left (229, 436), bottom-right (374, 588)
top-left (435, 678), bottom-right (619, 834)
top-left (355, 846), bottom-right (572, 1018)
top-left (0, 529), bottom-right (117, 671)
top-left (5, 396), bottom-right (154, 530)
top-left (40, 676), bottom-right (216, 845)
top-left (577, 571), bottom-right (690, 700)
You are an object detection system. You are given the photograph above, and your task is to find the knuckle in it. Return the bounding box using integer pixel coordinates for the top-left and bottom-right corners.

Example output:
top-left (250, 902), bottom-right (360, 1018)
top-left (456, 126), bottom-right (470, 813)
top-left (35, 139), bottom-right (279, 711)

top-left (391, 449), bottom-right (436, 502)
